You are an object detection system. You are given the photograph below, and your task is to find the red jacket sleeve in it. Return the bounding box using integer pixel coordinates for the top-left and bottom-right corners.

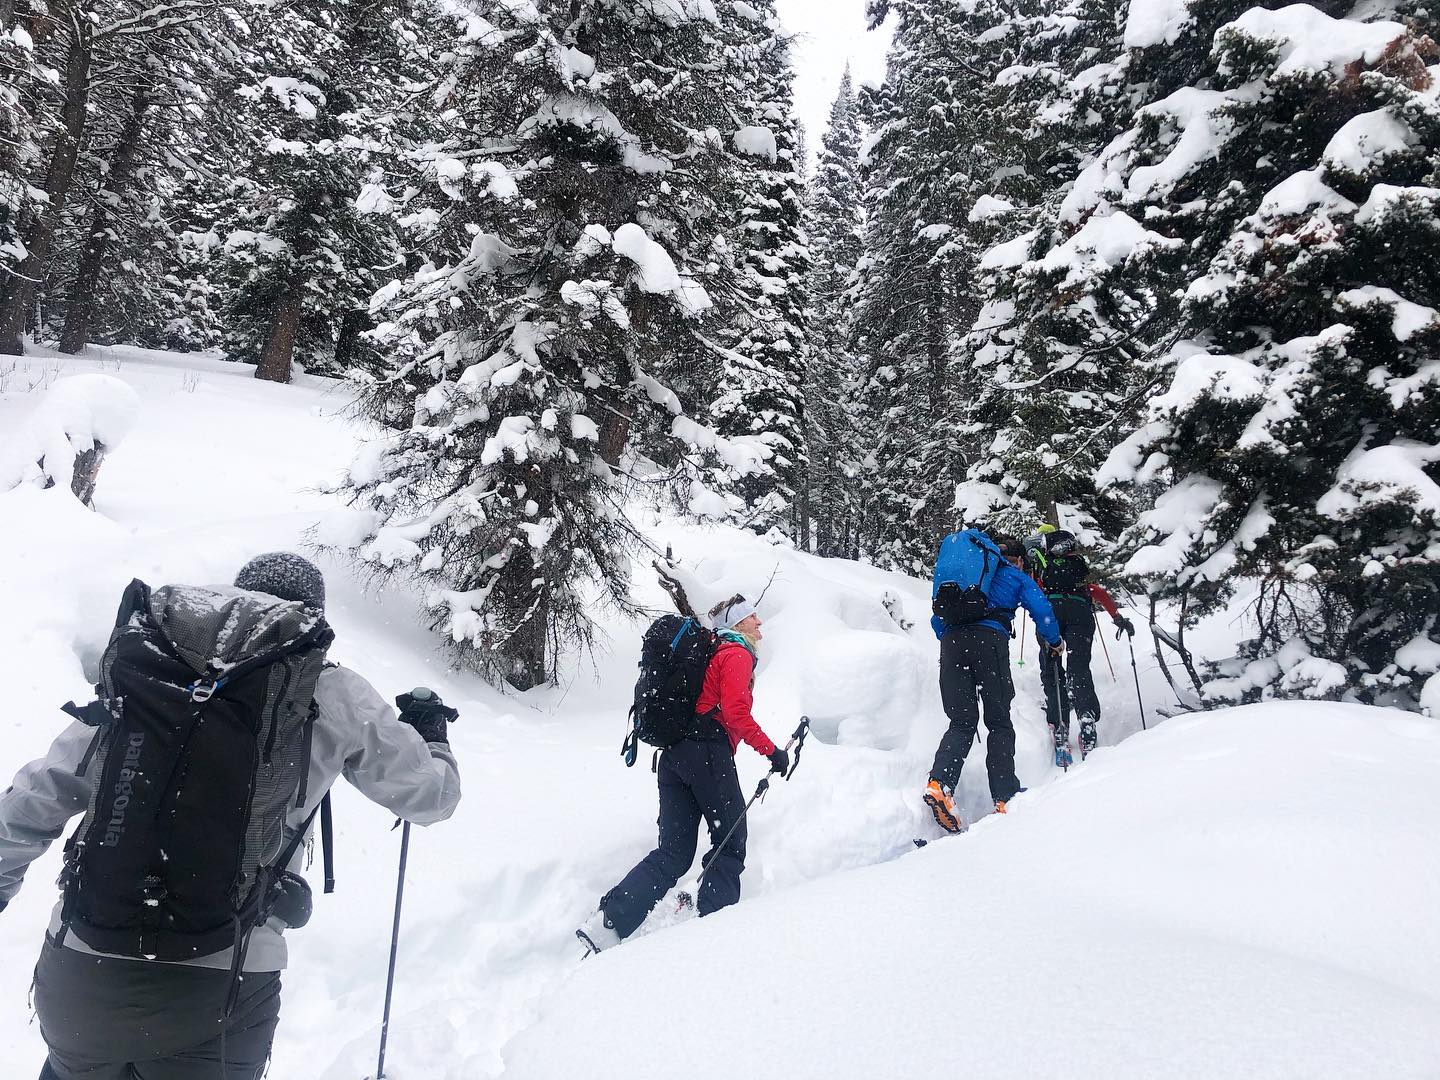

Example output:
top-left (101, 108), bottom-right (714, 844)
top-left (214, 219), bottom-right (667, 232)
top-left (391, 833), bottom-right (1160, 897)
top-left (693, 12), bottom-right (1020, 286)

top-left (712, 647), bottom-right (776, 758)
top-left (1087, 583), bottom-right (1120, 619)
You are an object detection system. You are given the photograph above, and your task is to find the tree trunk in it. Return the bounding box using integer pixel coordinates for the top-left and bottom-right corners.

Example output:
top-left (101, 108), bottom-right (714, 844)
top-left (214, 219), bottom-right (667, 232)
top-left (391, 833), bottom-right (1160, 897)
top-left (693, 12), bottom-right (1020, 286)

top-left (0, 19), bottom-right (92, 355)
top-left (597, 398), bottom-right (634, 467)
top-left (69, 442), bottom-right (106, 506)
top-left (59, 91), bottom-right (151, 355)
top-left (255, 272), bottom-right (307, 383)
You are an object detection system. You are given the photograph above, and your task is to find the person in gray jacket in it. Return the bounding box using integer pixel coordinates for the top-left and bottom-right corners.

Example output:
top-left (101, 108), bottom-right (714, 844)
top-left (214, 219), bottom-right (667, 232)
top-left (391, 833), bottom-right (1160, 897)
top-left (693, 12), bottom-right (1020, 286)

top-left (0, 553), bottom-right (462, 1080)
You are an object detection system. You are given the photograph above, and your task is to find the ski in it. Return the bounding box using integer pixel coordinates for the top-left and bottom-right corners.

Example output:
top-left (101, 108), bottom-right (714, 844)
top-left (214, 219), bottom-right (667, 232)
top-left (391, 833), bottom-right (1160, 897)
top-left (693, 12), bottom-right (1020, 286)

top-left (1052, 724), bottom-right (1073, 771)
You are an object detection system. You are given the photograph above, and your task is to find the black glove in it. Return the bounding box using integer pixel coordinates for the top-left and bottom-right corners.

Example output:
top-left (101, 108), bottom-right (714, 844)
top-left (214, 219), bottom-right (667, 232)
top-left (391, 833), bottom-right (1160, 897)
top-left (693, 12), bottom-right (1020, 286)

top-left (768, 747), bottom-right (790, 776)
top-left (1114, 616), bottom-right (1135, 639)
top-left (395, 687), bottom-right (459, 745)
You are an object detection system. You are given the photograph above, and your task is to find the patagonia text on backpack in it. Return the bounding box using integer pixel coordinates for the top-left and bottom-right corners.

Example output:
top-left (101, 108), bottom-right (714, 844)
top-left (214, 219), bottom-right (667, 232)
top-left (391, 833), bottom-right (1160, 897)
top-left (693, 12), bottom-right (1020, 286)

top-left (622, 614), bottom-right (719, 766)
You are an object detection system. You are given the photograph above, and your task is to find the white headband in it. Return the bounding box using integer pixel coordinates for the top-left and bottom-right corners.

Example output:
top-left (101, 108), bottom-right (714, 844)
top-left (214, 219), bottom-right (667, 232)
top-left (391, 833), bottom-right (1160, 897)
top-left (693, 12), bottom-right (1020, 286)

top-left (713, 597), bottom-right (757, 629)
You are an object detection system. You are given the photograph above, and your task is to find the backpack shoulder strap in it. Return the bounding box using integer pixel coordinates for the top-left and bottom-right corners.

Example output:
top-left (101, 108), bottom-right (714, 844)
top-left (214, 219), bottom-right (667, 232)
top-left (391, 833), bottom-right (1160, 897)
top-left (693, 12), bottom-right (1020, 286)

top-left (320, 791), bottom-right (335, 895)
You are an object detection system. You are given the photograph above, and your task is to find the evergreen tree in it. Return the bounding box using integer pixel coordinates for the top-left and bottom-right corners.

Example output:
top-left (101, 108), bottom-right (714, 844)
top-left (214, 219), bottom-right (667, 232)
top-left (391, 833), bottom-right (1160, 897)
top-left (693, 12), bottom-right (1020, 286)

top-left (212, 0), bottom-right (430, 382)
top-left (851, 0), bottom-right (1027, 572)
top-left (955, 0), bottom-right (1144, 539)
top-left (340, 0), bottom-right (767, 688)
top-left (710, 0), bottom-right (811, 542)
top-left (1092, 3), bottom-right (1440, 707)
top-left (1, 6), bottom-right (46, 285)
top-left (0, 0), bottom-right (215, 355)
top-left (803, 67), bottom-right (864, 557)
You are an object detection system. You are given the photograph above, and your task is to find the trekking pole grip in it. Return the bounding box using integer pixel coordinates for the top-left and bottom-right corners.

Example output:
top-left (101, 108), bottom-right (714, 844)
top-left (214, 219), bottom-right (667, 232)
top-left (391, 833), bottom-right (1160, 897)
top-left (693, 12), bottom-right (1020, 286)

top-left (782, 717), bottom-right (810, 780)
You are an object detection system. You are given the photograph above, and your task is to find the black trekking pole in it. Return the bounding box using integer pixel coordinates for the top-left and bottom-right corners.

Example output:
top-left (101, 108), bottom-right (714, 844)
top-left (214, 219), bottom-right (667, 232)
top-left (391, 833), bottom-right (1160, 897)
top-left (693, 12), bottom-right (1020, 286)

top-left (678, 717), bottom-right (810, 910)
top-left (1127, 636), bottom-right (1147, 731)
top-left (376, 688), bottom-right (458, 1079)
top-left (1047, 649), bottom-right (1071, 771)
top-left (375, 820), bottom-right (409, 1080)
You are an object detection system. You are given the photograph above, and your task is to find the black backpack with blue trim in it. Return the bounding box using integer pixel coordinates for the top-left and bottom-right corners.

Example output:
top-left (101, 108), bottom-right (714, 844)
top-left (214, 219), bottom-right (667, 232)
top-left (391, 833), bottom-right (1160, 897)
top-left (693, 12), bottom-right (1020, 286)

top-left (622, 615), bottom-right (718, 766)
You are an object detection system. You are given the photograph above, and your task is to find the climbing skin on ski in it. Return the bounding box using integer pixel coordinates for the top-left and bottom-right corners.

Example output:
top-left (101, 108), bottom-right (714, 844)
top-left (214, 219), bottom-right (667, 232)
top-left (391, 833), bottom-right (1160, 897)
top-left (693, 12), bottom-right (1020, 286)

top-left (1052, 726), bottom-right (1073, 771)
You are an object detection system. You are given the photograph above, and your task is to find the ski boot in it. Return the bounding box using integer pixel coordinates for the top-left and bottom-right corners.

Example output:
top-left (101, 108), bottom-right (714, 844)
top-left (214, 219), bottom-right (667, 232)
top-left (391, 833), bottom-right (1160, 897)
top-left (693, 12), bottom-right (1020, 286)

top-left (923, 779), bottom-right (963, 834)
top-left (994, 787), bottom-right (1026, 814)
top-left (1079, 717), bottom-right (1098, 759)
top-left (576, 909), bottom-right (621, 957)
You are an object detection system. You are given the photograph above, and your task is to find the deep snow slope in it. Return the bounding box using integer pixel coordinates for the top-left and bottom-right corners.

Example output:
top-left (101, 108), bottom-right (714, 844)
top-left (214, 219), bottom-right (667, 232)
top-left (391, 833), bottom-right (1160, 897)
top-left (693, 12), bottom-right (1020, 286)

top-left (502, 703), bottom-right (1440, 1080)
top-left (1, 346), bottom-right (1435, 1079)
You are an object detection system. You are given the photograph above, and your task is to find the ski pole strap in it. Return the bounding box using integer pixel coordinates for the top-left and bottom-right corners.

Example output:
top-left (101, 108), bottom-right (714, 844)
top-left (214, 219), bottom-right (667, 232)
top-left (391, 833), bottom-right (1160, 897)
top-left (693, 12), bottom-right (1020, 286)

top-left (783, 717), bottom-right (811, 780)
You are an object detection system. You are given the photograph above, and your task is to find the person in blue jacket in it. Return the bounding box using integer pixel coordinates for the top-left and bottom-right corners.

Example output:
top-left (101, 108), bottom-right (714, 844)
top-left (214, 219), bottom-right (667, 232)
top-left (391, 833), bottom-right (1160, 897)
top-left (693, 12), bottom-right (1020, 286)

top-left (924, 529), bottom-right (1063, 832)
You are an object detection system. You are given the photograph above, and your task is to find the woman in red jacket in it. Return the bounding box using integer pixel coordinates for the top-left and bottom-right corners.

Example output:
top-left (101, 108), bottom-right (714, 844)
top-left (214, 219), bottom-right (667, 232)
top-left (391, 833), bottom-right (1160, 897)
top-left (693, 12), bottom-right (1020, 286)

top-left (578, 596), bottom-right (787, 952)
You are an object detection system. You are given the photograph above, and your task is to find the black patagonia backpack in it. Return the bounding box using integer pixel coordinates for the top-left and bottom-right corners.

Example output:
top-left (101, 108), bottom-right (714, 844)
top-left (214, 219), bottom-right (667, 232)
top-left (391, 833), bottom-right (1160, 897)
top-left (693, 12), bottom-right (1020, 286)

top-left (621, 615), bottom-right (717, 767)
top-left (55, 578), bottom-right (334, 963)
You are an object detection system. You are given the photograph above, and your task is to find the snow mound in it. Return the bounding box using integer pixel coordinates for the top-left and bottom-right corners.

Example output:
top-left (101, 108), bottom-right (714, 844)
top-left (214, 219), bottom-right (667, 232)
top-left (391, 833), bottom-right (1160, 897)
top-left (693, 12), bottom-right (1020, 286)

top-left (800, 630), bottom-right (920, 750)
top-left (499, 702), bottom-right (1440, 1080)
top-left (0, 373), bottom-right (140, 496)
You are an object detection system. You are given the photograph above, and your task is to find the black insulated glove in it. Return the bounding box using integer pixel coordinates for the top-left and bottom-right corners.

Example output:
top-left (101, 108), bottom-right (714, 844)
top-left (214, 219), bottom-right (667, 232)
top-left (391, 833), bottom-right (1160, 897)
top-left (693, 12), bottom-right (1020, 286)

top-left (395, 687), bottom-right (459, 745)
top-left (768, 747), bottom-right (790, 776)
top-left (1114, 616), bottom-right (1135, 639)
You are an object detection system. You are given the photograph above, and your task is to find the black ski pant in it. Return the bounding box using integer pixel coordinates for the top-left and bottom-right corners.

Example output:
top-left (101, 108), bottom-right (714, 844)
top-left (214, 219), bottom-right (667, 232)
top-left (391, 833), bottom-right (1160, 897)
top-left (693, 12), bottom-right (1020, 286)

top-left (601, 735), bottom-right (747, 938)
top-left (33, 936), bottom-right (281, 1080)
top-left (1040, 595), bottom-right (1101, 734)
top-left (931, 626), bottom-right (1022, 803)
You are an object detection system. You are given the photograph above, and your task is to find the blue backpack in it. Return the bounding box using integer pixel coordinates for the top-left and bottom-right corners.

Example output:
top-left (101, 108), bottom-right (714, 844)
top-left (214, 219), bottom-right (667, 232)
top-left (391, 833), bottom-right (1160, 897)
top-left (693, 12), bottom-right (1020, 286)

top-left (932, 529), bottom-right (1004, 627)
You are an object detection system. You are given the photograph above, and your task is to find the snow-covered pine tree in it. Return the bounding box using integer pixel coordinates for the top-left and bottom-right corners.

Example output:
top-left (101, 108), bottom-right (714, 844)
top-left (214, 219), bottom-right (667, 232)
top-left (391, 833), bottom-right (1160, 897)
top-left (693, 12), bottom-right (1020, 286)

top-left (709, 0), bottom-right (811, 542)
top-left (954, 0), bottom-right (1147, 541)
top-left (341, 0), bottom-right (767, 689)
top-left (50, 8), bottom-right (232, 353)
top-left (0, 6), bottom-right (46, 287)
top-left (851, 0), bottom-right (1027, 571)
top-left (0, 0), bottom-right (220, 355)
top-left (803, 67), bottom-right (864, 557)
top-left (213, 0), bottom-right (430, 382)
top-left (1093, 2), bottom-right (1440, 708)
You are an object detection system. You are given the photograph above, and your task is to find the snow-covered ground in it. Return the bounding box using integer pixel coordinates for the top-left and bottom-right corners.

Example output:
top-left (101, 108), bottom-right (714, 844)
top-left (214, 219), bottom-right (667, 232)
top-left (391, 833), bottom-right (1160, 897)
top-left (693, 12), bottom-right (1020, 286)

top-left (1, 346), bottom-right (1436, 1078)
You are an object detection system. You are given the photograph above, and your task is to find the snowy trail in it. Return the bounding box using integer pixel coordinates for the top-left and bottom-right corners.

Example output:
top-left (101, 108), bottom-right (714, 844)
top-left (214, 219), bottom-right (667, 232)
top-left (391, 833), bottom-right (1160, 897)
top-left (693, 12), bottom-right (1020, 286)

top-left (4, 348), bottom-right (1423, 1079)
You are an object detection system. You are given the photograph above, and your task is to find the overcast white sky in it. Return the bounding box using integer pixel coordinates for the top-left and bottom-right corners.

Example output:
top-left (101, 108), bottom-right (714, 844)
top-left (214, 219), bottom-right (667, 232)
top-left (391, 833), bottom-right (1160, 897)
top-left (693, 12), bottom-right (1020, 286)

top-left (773, 0), bottom-right (893, 161)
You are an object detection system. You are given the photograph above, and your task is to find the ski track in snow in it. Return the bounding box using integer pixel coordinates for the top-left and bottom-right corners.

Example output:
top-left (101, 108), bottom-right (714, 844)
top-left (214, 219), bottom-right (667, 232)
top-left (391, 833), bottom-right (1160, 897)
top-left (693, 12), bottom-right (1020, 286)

top-left (3, 347), bottom-right (1431, 1079)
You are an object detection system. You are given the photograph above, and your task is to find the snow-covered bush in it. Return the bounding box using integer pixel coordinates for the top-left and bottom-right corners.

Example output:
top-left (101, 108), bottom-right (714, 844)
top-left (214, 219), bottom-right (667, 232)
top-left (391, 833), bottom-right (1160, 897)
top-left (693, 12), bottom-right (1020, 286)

top-left (0, 374), bottom-right (140, 506)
